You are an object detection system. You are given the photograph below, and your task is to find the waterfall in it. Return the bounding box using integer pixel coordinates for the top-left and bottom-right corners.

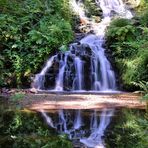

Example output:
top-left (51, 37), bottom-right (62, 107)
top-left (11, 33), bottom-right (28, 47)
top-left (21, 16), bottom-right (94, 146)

top-left (73, 57), bottom-right (83, 90)
top-left (55, 53), bottom-right (68, 91)
top-left (36, 0), bottom-right (133, 147)
top-left (33, 55), bottom-right (56, 90)
top-left (33, 0), bottom-right (133, 92)
top-left (96, 0), bottom-right (133, 19)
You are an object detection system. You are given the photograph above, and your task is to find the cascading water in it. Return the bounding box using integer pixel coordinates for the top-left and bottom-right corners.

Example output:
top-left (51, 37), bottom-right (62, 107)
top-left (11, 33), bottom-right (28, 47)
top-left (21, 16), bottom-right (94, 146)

top-left (33, 55), bottom-right (56, 90)
top-left (73, 57), bottom-right (83, 90)
top-left (33, 0), bottom-right (132, 92)
top-left (36, 0), bottom-right (133, 147)
top-left (55, 53), bottom-right (68, 91)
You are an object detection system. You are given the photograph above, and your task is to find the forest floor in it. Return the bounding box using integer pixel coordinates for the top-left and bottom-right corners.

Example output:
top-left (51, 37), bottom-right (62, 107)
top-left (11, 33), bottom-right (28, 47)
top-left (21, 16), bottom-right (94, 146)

top-left (0, 89), bottom-right (146, 111)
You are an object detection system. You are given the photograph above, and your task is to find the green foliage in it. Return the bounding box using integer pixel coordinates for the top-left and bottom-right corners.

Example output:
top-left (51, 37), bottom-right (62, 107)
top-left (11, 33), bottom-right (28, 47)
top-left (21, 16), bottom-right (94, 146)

top-left (132, 81), bottom-right (148, 93)
top-left (0, 0), bottom-right (74, 87)
top-left (106, 109), bottom-right (148, 148)
top-left (135, 0), bottom-right (148, 13)
top-left (109, 18), bottom-right (132, 27)
top-left (107, 18), bottom-right (136, 43)
top-left (140, 9), bottom-right (148, 26)
top-left (40, 135), bottom-right (72, 148)
top-left (83, 0), bottom-right (102, 17)
top-left (106, 10), bottom-right (148, 91)
top-left (132, 81), bottom-right (148, 100)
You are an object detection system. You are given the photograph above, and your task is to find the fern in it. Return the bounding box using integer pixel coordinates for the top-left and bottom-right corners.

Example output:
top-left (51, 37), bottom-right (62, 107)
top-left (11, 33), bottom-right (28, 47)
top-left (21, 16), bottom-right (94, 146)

top-left (132, 81), bottom-right (148, 100)
top-left (132, 81), bottom-right (148, 93)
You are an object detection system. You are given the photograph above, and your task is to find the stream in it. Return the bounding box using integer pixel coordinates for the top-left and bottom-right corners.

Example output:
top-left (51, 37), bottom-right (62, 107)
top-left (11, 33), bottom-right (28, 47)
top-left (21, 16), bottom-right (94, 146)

top-left (0, 102), bottom-right (146, 148)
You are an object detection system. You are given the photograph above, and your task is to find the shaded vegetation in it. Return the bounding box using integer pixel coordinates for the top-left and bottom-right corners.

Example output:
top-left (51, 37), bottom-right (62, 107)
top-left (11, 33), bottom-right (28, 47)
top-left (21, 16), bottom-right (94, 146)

top-left (0, 0), bottom-right (74, 87)
top-left (106, 3), bottom-right (148, 92)
top-left (83, 0), bottom-right (102, 17)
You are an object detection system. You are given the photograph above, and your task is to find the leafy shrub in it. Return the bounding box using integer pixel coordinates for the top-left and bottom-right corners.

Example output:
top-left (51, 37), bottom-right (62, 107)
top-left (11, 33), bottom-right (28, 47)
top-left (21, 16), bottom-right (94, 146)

top-left (83, 0), bottom-right (102, 17)
top-left (107, 18), bottom-right (136, 43)
top-left (140, 9), bottom-right (148, 26)
top-left (0, 0), bottom-right (74, 87)
top-left (109, 18), bottom-right (132, 27)
top-left (132, 81), bottom-right (148, 100)
top-left (106, 11), bottom-right (148, 91)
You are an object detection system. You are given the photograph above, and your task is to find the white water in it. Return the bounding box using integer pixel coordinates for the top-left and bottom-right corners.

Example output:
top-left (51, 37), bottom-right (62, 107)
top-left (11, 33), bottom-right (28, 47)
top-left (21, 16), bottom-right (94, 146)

top-left (33, 55), bottom-right (56, 90)
top-left (96, 0), bottom-right (133, 19)
top-left (74, 57), bottom-right (83, 90)
top-left (55, 53), bottom-right (69, 91)
top-left (70, 0), bottom-right (89, 23)
top-left (77, 0), bottom-right (132, 91)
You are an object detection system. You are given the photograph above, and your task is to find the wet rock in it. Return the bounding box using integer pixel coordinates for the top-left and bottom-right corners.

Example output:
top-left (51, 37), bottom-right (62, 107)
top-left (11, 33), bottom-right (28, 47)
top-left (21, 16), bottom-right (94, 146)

top-left (30, 88), bottom-right (38, 94)
top-left (75, 33), bottom-right (86, 41)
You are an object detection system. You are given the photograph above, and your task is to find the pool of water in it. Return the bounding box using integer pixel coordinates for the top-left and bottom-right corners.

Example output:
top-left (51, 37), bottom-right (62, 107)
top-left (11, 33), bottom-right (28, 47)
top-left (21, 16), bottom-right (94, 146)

top-left (0, 96), bottom-right (147, 148)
